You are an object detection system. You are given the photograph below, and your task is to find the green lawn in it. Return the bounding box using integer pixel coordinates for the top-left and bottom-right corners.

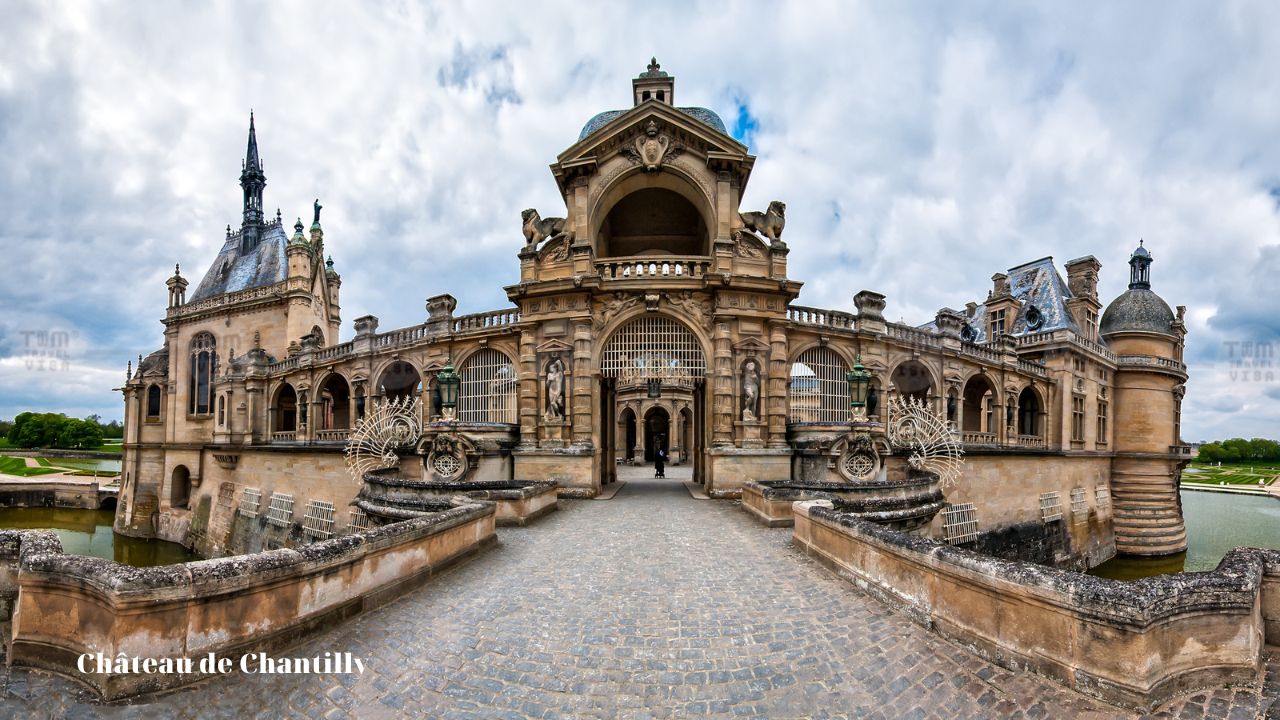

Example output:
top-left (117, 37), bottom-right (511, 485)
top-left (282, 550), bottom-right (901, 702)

top-left (0, 456), bottom-right (61, 477)
top-left (1184, 462), bottom-right (1280, 486)
top-left (0, 438), bottom-right (10, 449)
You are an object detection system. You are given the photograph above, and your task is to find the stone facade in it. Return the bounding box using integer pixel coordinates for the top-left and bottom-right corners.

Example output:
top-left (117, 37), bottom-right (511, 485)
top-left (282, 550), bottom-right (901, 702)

top-left (117, 61), bottom-right (1190, 565)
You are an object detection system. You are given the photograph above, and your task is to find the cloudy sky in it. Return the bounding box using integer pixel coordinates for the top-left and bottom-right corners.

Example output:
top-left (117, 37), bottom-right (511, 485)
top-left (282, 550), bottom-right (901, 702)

top-left (2, 1), bottom-right (1278, 440)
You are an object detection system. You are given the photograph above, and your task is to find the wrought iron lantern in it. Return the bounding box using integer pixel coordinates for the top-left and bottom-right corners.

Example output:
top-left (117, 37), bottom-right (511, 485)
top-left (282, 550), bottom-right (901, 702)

top-left (846, 354), bottom-right (873, 421)
top-left (647, 378), bottom-right (663, 399)
top-left (436, 360), bottom-right (460, 420)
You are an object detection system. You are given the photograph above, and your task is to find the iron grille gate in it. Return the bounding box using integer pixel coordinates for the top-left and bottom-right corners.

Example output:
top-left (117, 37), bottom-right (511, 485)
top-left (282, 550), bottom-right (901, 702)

top-left (599, 316), bottom-right (707, 381)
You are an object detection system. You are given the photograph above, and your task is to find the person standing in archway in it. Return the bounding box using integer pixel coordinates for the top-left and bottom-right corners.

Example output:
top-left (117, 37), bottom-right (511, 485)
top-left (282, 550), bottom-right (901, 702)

top-left (654, 444), bottom-right (666, 478)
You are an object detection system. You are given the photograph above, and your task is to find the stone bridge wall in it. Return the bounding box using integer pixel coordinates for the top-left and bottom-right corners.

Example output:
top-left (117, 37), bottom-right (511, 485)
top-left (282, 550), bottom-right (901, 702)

top-left (793, 500), bottom-right (1279, 710)
top-left (0, 499), bottom-right (496, 700)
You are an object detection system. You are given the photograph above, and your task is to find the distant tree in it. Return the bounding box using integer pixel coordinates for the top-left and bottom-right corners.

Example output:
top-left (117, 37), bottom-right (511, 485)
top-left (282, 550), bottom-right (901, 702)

top-left (1198, 438), bottom-right (1280, 463)
top-left (6, 412), bottom-right (106, 449)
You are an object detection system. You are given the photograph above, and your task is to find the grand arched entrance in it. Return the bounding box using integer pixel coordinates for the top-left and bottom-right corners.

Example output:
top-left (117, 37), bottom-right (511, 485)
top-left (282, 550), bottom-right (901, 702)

top-left (597, 315), bottom-right (708, 486)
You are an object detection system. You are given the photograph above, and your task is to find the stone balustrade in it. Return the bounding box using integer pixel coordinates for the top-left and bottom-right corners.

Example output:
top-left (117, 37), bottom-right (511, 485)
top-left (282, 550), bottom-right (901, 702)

top-left (962, 431), bottom-right (998, 445)
top-left (453, 308), bottom-right (521, 332)
top-left (885, 322), bottom-right (942, 350)
top-left (271, 431), bottom-right (298, 443)
top-left (595, 256), bottom-right (711, 280)
top-left (1016, 434), bottom-right (1046, 448)
top-left (786, 305), bottom-right (856, 329)
top-left (314, 429), bottom-right (349, 442)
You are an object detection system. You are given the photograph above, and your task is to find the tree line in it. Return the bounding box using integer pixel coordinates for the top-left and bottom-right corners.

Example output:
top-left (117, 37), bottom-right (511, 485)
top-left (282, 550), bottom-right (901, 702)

top-left (1196, 438), bottom-right (1280, 464)
top-left (2, 413), bottom-right (123, 450)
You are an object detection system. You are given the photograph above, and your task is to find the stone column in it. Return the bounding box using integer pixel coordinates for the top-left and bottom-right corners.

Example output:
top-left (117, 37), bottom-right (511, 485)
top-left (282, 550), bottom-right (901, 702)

top-left (571, 320), bottom-right (593, 446)
top-left (767, 321), bottom-right (789, 448)
top-left (712, 322), bottom-right (734, 447)
top-left (518, 329), bottom-right (538, 449)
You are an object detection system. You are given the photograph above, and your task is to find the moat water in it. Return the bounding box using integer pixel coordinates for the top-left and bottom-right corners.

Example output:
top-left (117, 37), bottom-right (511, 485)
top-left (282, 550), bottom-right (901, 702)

top-left (1090, 489), bottom-right (1280, 580)
top-left (0, 507), bottom-right (198, 567)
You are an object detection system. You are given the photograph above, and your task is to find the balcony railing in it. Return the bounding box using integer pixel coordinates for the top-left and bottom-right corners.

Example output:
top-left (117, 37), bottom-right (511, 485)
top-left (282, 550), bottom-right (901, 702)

top-left (885, 322), bottom-right (942, 350)
top-left (595, 256), bottom-right (712, 280)
top-left (315, 429), bottom-right (349, 442)
top-left (787, 305), bottom-right (856, 329)
top-left (962, 431), bottom-right (999, 445)
top-left (1015, 434), bottom-right (1046, 448)
top-left (453, 308), bottom-right (520, 332)
top-left (271, 431), bottom-right (298, 443)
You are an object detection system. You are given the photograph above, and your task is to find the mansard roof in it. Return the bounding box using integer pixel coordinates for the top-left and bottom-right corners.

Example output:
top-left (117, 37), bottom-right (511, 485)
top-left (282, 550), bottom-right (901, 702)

top-left (923, 256), bottom-right (1081, 342)
top-left (189, 222), bottom-right (288, 302)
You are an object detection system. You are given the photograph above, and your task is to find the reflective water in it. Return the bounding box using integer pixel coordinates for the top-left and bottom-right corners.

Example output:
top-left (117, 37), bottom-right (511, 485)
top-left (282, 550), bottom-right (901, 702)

top-left (0, 507), bottom-right (198, 566)
top-left (1090, 489), bottom-right (1280, 580)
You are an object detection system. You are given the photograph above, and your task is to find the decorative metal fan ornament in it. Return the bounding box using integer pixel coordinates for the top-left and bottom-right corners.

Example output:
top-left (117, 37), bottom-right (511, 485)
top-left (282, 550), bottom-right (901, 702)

top-left (886, 395), bottom-right (964, 489)
top-left (344, 396), bottom-right (422, 481)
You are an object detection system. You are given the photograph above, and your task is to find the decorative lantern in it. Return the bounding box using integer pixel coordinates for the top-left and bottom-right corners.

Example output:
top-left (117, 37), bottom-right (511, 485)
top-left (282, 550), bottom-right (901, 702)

top-left (436, 360), bottom-right (460, 420)
top-left (846, 354), bottom-right (873, 421)
top-left (647, 378), bottom-right (663, 399)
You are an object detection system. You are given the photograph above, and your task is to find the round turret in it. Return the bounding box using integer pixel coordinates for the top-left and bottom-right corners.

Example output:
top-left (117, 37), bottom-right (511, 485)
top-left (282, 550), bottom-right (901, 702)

top-left (1100, 240), bottom-right (1174, 337)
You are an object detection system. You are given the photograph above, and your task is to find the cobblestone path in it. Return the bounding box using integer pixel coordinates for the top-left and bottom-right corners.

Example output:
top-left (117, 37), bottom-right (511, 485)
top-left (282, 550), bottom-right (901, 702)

top-left (1, 472), bottom-right (1277, 719)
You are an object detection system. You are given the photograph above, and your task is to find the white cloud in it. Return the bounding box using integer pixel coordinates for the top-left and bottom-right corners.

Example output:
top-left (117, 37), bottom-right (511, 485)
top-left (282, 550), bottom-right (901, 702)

top-left (1, 1), bottom-right (1278, 440)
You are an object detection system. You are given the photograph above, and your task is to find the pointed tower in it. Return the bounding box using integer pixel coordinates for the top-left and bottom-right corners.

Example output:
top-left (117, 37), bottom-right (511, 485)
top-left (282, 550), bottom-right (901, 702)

top-left (1100, 241), bottom-right (1189, 556)
top-left (239, 112), bottom-right (268, 254)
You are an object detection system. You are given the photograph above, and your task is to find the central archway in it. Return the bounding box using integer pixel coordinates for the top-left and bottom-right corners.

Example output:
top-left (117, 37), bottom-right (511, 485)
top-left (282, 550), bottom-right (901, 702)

top-left (597, 314), bottom-right (709, 486)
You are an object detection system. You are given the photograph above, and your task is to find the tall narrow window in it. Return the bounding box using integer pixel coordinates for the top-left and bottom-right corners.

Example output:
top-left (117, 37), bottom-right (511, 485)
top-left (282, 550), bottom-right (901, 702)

top-left (189, 333), bottom-right (217, 415)
top-left (458, 349), bottom-right (517, 423)
top-left (1071, 395), bottom-right (1086, 442)
top-left (788, 348), bottom-right (850, 424)
top-left (146, 385), bottom-right (162, 419)
top-left (1096, 399), bottom-right (1109, 445)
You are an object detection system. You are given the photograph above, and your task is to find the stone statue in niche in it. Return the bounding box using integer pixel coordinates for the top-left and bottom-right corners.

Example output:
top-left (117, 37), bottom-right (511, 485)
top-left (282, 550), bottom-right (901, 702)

top-left (741, 360), bottom-right (760, 422)
top-left (544, 356), bottom-right (566, 421)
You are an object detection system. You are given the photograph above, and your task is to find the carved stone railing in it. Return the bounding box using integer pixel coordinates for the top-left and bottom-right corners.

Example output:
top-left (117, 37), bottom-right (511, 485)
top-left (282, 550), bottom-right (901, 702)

top-left (787, 305), bottom-right (855, 329)
top-left (960, 341), bottom-right (1002, 364)
top-left (1170, 444), bottom-right (1194, 456)
top-left (453, 308), bottom-right (521, 332)
top-left (374, 324), bottom-right (430, 349)
top-left (270, 356), bottom-right (300, 372)
top-left (1015, 329), bottom-right (1119, 364)
top-left (1017, 359), bottom-right (1049, 379)
top-left (595, 256), bottom-right (712, 280)
top-left (315, 429), bottom-right (349, 442)
top-left (1118, 355), bottom-right (1187, 373)
top-left (962, 431), bottom-right (998, 445)
top-left (315, 341), bottom-right (355, 362)
top-left (271, 431), bottom-right (298, 443)
top-left (886, 322), bottom-right (942, 350)
top-left (1015, 434), bottom-right (1046, 448)
top-left (1072, 336), bottom-right (1118, 364)
top-left (169, 280), bottom-right (288, 317)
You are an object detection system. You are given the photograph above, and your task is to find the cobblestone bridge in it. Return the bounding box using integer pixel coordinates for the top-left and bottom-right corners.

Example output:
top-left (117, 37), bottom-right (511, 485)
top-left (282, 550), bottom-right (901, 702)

top-left (2, 468), bottom-right (1277, 719)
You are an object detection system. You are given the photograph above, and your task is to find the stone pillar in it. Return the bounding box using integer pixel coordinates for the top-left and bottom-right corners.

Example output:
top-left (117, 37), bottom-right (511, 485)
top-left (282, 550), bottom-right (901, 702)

top-left (571, 320), bottom-right (593, 446)
top-left (712, 322), bottom-right (734, 447)
top-left (518, 329), bottom-right (538, 449)
top-left (767, 321), bottom-right (789, 448)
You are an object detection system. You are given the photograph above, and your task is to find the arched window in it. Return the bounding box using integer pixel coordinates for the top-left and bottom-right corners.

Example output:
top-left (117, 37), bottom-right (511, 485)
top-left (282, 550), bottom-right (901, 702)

top-left (378, 361), bottom-right (421, 401)
top-left (890, 360), bottom-right (933, 404)
top-left (171, 465), bottom-right (191, 509)
top-left (788, 347), bottom-right (849, 423)
top-left (189, 332), bottom-right (217, 415)
top-left (217, 394), bottom-right (226, 427)
top-left (1018, 387), bottom-right (1042, 437)
top-left (146, 385), bottom-right (162, 419)
top-left (458, 349), bottom-right (517, 423)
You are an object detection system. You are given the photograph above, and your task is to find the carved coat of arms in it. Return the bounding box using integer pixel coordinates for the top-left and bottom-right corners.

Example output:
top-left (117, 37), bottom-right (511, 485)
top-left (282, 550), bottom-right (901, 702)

top-left (622, 120), bottom-right (683, 172)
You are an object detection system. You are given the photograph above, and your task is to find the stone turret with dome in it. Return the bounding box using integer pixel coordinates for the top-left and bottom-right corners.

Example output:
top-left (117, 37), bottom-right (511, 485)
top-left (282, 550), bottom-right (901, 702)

top-left (1100, 240), bottom-right (1176, 337)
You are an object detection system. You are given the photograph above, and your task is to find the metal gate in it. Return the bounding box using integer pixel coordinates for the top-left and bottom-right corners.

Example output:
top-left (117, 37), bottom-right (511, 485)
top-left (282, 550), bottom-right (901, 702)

top-left (599, 315), bottom-right (707, 380)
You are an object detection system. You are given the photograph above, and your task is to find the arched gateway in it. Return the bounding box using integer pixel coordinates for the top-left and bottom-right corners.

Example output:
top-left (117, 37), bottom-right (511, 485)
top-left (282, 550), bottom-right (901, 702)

top-left (597, 315), bottom-right (709, 485)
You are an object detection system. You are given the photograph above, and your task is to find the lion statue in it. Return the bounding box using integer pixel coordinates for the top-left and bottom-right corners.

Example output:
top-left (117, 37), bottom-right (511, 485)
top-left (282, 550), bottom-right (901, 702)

top-left (739, 201), bottom-right (786, 243)
top-left (521, 208), bottom-right (572, 247)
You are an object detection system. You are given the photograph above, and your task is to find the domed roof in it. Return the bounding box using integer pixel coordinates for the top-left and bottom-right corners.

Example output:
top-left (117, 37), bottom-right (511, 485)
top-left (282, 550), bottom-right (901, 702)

top-left (577, 106), bottom-right (728, 142)
top-left (1100, 287), bottom-right (1175, 337)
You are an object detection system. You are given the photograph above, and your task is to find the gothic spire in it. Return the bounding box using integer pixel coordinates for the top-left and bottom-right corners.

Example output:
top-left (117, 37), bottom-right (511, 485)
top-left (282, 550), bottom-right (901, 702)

top-left (239, 111), bottom-right (268, 252)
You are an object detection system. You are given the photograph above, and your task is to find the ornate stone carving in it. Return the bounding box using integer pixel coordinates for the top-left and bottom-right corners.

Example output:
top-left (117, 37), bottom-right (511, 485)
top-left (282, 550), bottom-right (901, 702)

top-left (594, 293), bottom-right (640, 331)
top-left (732, 230), bottom-right (766, 258)
top-left (521, 209), bottom-right (573, 248)
top-left (663, 290), bottom-right (712, 326)
top-left (739, 201), bottom-right (786, 243)
top-left (423, 432), bottom-right (476, 482)
top-left (620, 120), bottom-right (684, 172)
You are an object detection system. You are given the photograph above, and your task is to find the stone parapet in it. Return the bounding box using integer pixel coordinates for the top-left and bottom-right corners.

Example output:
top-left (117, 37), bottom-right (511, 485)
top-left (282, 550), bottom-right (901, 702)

top-left (793, 500), bottom-right (1271, 710)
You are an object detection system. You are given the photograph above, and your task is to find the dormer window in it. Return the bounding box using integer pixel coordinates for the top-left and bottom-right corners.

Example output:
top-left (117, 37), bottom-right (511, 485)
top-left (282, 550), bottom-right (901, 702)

top-left (989, 309), bottom-right (1007, 339)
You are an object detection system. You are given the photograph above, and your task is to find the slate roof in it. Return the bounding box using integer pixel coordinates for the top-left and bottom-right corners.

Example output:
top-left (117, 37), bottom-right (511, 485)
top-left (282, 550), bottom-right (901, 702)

top-left (920, 257), bottom-right (1082, 343)
top-left (578, 106), bottom-right (729, 142)
top-left (189, 223), bottom-right (289, 302)
top-left (1100, 288), bottom-right (1176, 337)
